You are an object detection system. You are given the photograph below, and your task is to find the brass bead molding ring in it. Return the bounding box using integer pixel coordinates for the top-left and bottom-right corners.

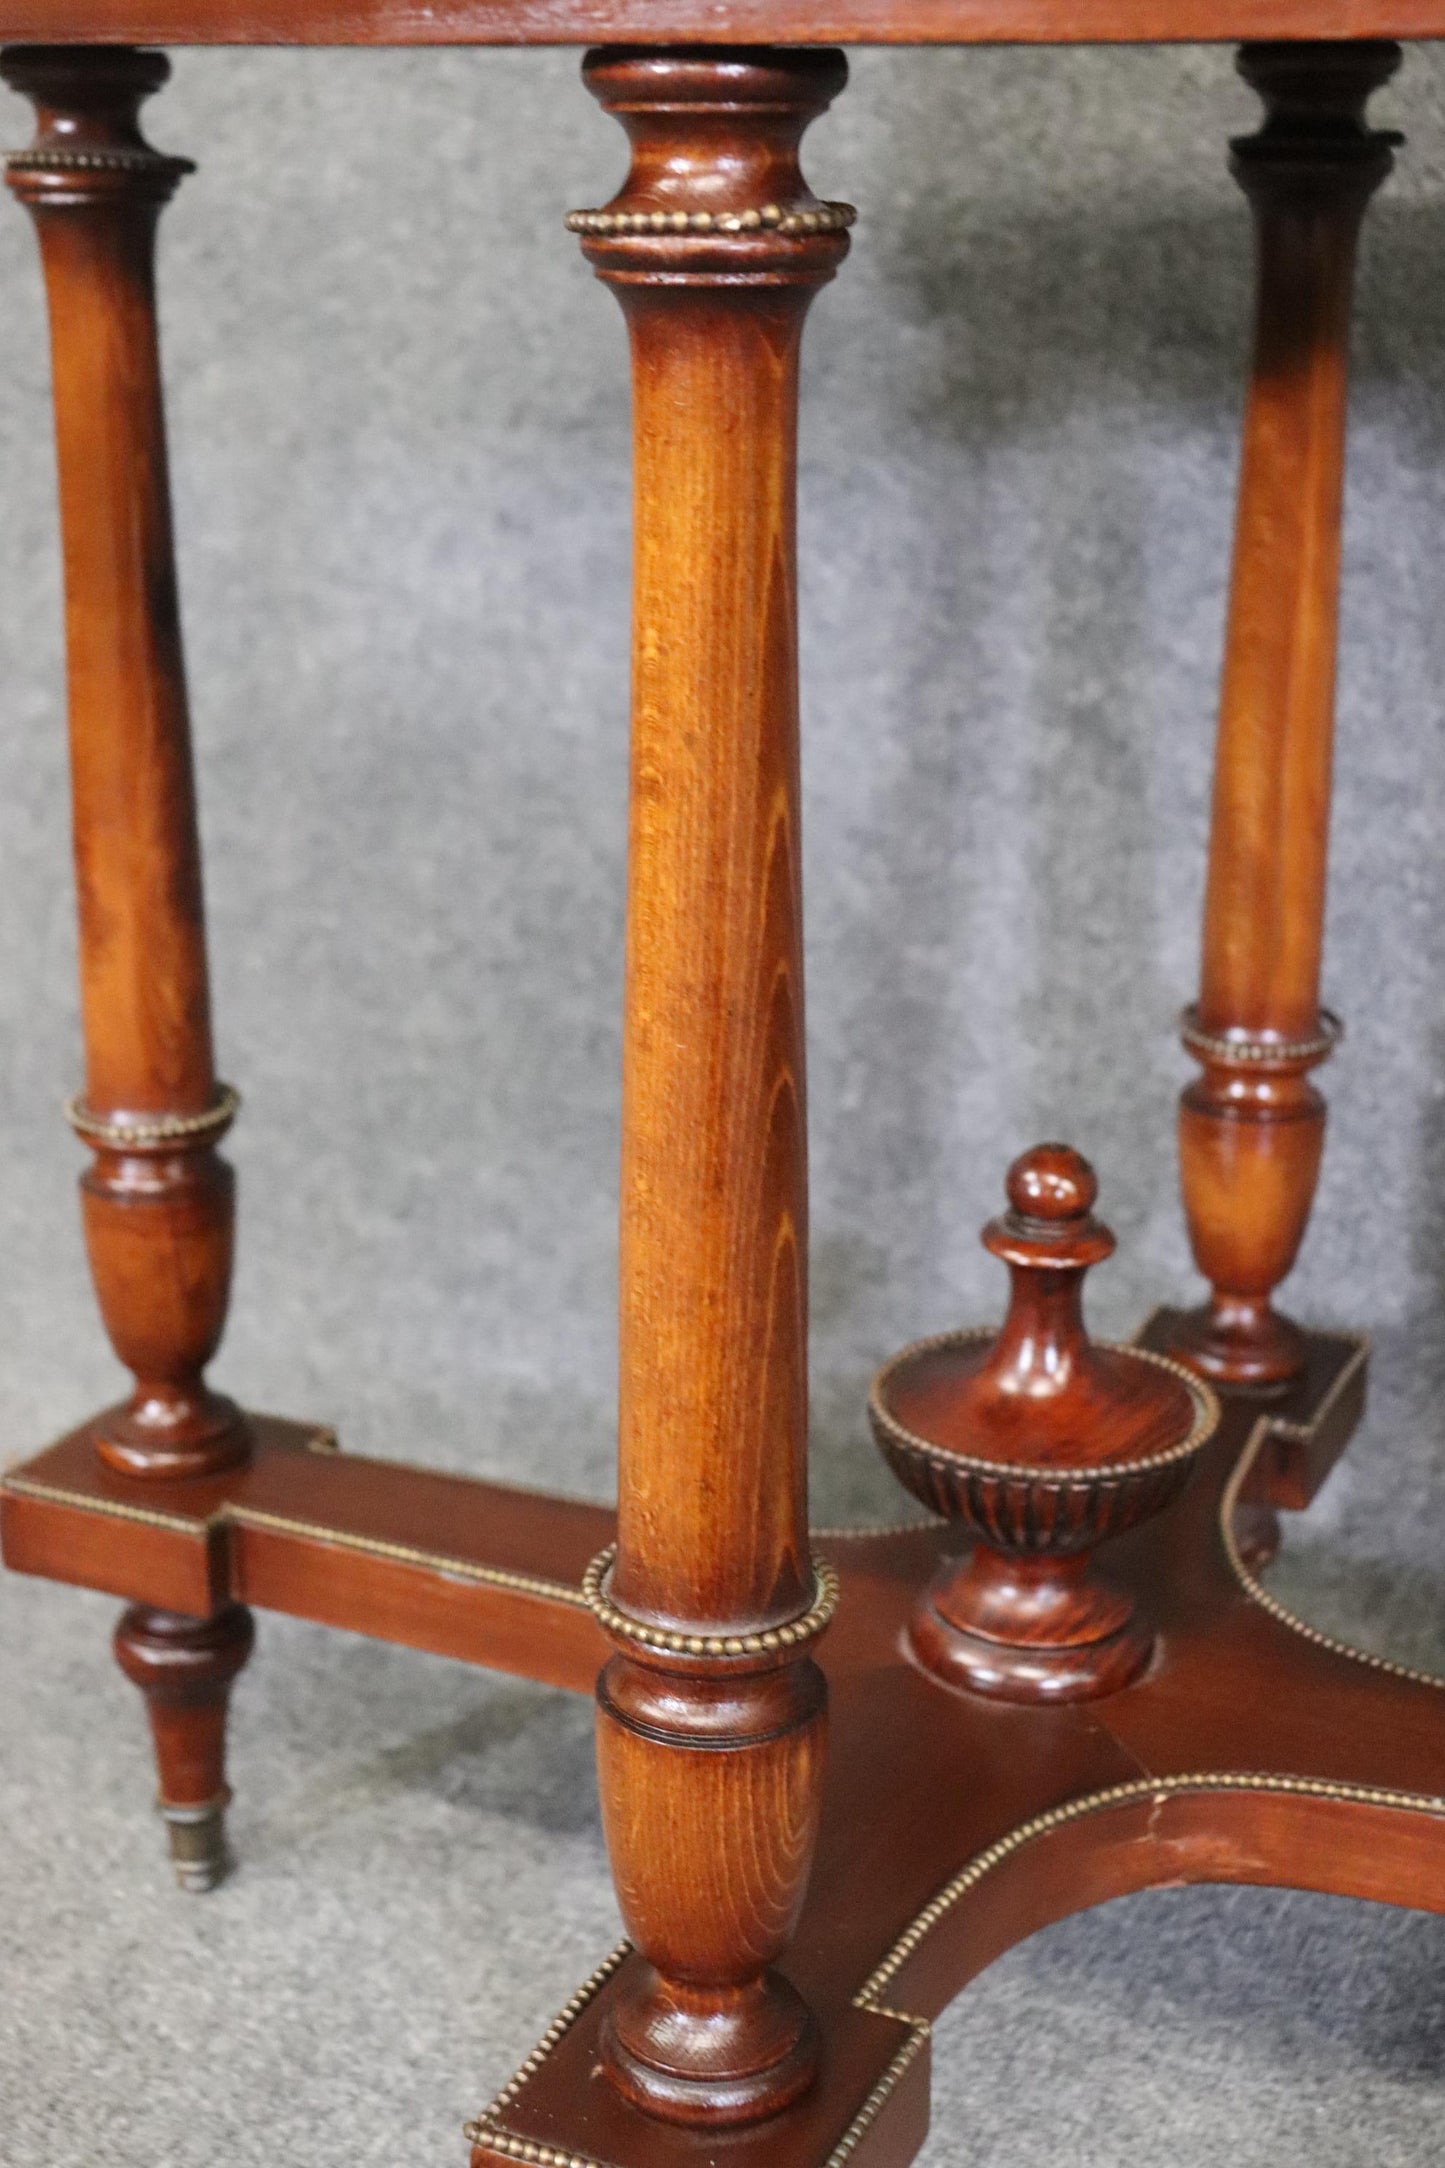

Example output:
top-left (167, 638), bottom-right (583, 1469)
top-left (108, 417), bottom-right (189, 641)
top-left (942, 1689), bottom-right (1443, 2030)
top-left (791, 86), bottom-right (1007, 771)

top-left (566, 199), bottom-right (857, 237)
top-left (6, 147), bottom-right (195, 176)
top-left (1179, 1003), bottom-right (1343, 1069)
top-left (582, 1543), bottom-right (841, 1658)
top-left (870, 1327), bottom-right (1220, 1484)
top-left (65, 1082), bottom-right (240, 1150)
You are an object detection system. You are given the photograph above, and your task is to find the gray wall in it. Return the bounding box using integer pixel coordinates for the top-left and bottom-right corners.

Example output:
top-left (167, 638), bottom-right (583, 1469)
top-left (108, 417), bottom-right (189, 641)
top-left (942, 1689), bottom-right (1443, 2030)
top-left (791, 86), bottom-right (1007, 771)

top-left (2, 43), bottom-right (1442, 1604)
top-left (0, 46), bottom-right (1442, 2167)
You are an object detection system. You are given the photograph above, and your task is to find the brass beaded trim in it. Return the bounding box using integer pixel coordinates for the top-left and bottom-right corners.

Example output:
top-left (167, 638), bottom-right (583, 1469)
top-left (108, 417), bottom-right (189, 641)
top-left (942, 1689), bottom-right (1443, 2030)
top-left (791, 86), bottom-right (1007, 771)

top-left (0, 1472), bottom-right (204, 1539)
top-left (464, 1943), bottom-right (632, 2161)
top-left (228, 1504), bottom-right (592, 1609)
top-left (465, 1325), bottom-right (1442, 2168)
top-left (467, 2123), bottom-right (620, 2168)
top-left (1246, 1329), bottom-right (1368, 1448)
top-left (464, 1769), bottom-right (1444, 2168)
top-left (869, 1328), bottom-right (1220, 1483)
top-left (855, 1769), bottom-right (1445, 2012)
top-left (65, 1082), bottom-right (240, 1149)
top-left (16, 1346), bottom-right (1441, 2168)
top-left (566, 199), bottom-right (856, 238)
top-left (582, 1543), bottom-right (840, 1658)
top-left (6, 147), bottom-right (195, 176)
top-left (820, 2016), bottom-right (931, 2168)
top-left (1221, 1391), bottom-right (1445, 1691)
top-left (461, 1938), bottom-right (928, 2168)
top-left (811, 1517), bottom-right (933, 1540)
top-left (1179, 1003), bottom-right (1342, 1068)
top-left (0, 1464), bottom-right (590, 1612)
top-left (454, 1318), bottom-right (1438, 2168)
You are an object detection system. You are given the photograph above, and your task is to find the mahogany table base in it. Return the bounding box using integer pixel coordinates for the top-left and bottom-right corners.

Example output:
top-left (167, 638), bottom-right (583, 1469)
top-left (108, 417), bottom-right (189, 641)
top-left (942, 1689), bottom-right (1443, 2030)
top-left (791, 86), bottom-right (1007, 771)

top-left (1, 24), bottom-right (1441, 2159)
top-left (4, 1318), bottom-right (1441, 2165)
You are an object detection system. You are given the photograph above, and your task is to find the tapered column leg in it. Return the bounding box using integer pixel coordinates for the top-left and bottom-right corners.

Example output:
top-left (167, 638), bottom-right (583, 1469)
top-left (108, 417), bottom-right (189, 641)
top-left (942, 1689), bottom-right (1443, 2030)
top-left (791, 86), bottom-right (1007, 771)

top-left (571, 48), bottom-right (851, 2127)
top-left (1173, 42), bottom-right (1400, 1393)
top-left (4, 48), bottom-right (254, 1879)
top-left (3, 46), bottom-right (247, 1479)
top-left (113, 1604), bottom-right (254, 1891)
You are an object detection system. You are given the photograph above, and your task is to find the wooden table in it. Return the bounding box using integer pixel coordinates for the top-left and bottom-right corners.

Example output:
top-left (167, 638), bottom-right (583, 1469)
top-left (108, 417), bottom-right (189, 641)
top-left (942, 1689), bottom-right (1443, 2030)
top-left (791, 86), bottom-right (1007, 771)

top-left (1, 12), bottom-right (1441, 2166)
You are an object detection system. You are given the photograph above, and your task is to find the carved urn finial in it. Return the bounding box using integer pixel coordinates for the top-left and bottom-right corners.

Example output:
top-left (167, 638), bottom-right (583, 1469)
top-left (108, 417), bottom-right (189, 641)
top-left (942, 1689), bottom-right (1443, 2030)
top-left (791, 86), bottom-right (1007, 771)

top-left (871, 1146), bottom-right (1218, 1702)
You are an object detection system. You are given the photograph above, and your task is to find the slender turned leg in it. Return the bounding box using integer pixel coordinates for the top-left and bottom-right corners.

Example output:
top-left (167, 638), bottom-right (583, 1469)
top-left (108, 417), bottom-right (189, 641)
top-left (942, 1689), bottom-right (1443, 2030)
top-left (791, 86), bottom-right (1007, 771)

top-left (571, 48), bottom-right (851, 2127)
top-left (3, 47), bottom-right (254, 1875)
top-left (1173, 42), bottom-right (1400, 1394)
top-left (3, 46), bottom-right (247, 1479)
top-left (114, 1604), bottom-right (254, 1890)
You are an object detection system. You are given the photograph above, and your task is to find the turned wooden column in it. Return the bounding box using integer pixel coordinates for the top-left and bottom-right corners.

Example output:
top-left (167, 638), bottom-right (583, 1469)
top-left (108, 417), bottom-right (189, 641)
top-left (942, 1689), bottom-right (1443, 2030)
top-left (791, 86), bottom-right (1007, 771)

top-left (5, 47), bottom-right (254, 1885)
top-left (571, 47), bottom-right (850, 2126)
top-left (3, 46), bottom-right (247, 1479)
top-left (1173, 41), bottom-right (1399, 1392)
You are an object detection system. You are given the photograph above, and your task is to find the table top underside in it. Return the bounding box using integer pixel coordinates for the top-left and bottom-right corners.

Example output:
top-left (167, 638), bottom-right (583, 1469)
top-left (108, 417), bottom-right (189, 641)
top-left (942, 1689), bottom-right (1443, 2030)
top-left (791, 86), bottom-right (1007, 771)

top-left (0, 1), bottom-right (1441, 53)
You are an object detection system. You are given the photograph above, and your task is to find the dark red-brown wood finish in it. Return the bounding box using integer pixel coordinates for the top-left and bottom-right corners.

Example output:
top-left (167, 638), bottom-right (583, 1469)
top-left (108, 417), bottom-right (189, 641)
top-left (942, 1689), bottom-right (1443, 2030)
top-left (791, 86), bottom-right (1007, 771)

top-left (872, 1147), bottom-right (1219, 1704)
top-left (573, 47), bottom-right (852, 2128)
top-left (0, 21), bottom-right (1440, 2168)
top-left (0, 1), bottom-right (1442, 49)
top-left (463, 1327), bottom-right (1443, 2168)
top-left (113, 1599), bottom-right (255, 1889)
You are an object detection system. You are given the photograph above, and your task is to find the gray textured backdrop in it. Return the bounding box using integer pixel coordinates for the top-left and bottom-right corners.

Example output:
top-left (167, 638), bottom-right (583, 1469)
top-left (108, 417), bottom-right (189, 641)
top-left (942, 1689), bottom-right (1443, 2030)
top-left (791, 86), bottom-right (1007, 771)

top-left (0, 42), bottom-right (1442, 2168)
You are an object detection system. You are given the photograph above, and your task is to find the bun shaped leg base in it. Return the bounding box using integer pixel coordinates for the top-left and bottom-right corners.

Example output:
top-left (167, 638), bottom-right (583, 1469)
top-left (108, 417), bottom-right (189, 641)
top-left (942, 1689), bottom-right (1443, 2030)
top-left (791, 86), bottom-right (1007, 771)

top-left (909, 1546), bottom-right (1153, 1703)
top-left (601, 1971), bottom-right (820, 2126)
top-left (1163, 1296), bottom-right (1308, 1398)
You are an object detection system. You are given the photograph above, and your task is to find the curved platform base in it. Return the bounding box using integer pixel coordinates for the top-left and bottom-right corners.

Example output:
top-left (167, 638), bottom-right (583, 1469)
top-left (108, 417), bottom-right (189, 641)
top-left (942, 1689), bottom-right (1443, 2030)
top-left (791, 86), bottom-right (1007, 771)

top-left (600, 1975), bottom-right (821, 2128)
top-left (467, 1324), bottom-right (1444, 2168)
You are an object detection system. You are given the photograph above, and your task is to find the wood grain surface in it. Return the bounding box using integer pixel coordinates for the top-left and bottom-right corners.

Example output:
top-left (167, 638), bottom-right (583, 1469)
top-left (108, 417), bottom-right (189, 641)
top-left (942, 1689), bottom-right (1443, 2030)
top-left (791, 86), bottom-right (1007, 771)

top-left (1171, 43), bottom-right (1399, 1391)
top-left (2, 1417), bottom-right (613, 1689)
top-left (4, 46), bottom-right (248, 1479)
top-left (578, 49), bottom-right (848, 2124)
top-left (871, 1148), bottom-right (1215, 1702)
top-left (468, 1326), bottom-right (1444, 2168)
top-left (0, 2), bottom-right (1444, 51)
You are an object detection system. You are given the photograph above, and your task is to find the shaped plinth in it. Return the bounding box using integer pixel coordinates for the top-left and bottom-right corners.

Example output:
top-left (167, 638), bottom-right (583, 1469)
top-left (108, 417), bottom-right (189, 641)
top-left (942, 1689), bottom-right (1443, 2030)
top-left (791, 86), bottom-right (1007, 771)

top-left (470, 1323), bottom-right (1441, 2168)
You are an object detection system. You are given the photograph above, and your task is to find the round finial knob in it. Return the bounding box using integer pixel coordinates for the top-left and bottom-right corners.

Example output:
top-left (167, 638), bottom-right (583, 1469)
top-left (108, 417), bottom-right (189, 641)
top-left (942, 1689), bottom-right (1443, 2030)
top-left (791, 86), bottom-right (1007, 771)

top-left (1005, 1144), bottom-right (1097, 1223)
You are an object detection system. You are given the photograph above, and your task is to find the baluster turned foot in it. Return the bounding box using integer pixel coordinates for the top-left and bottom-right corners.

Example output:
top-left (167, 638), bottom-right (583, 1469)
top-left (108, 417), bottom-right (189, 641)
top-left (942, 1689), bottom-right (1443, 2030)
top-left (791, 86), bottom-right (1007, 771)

top-left (113, 1603), bottom-right (255, 1891)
